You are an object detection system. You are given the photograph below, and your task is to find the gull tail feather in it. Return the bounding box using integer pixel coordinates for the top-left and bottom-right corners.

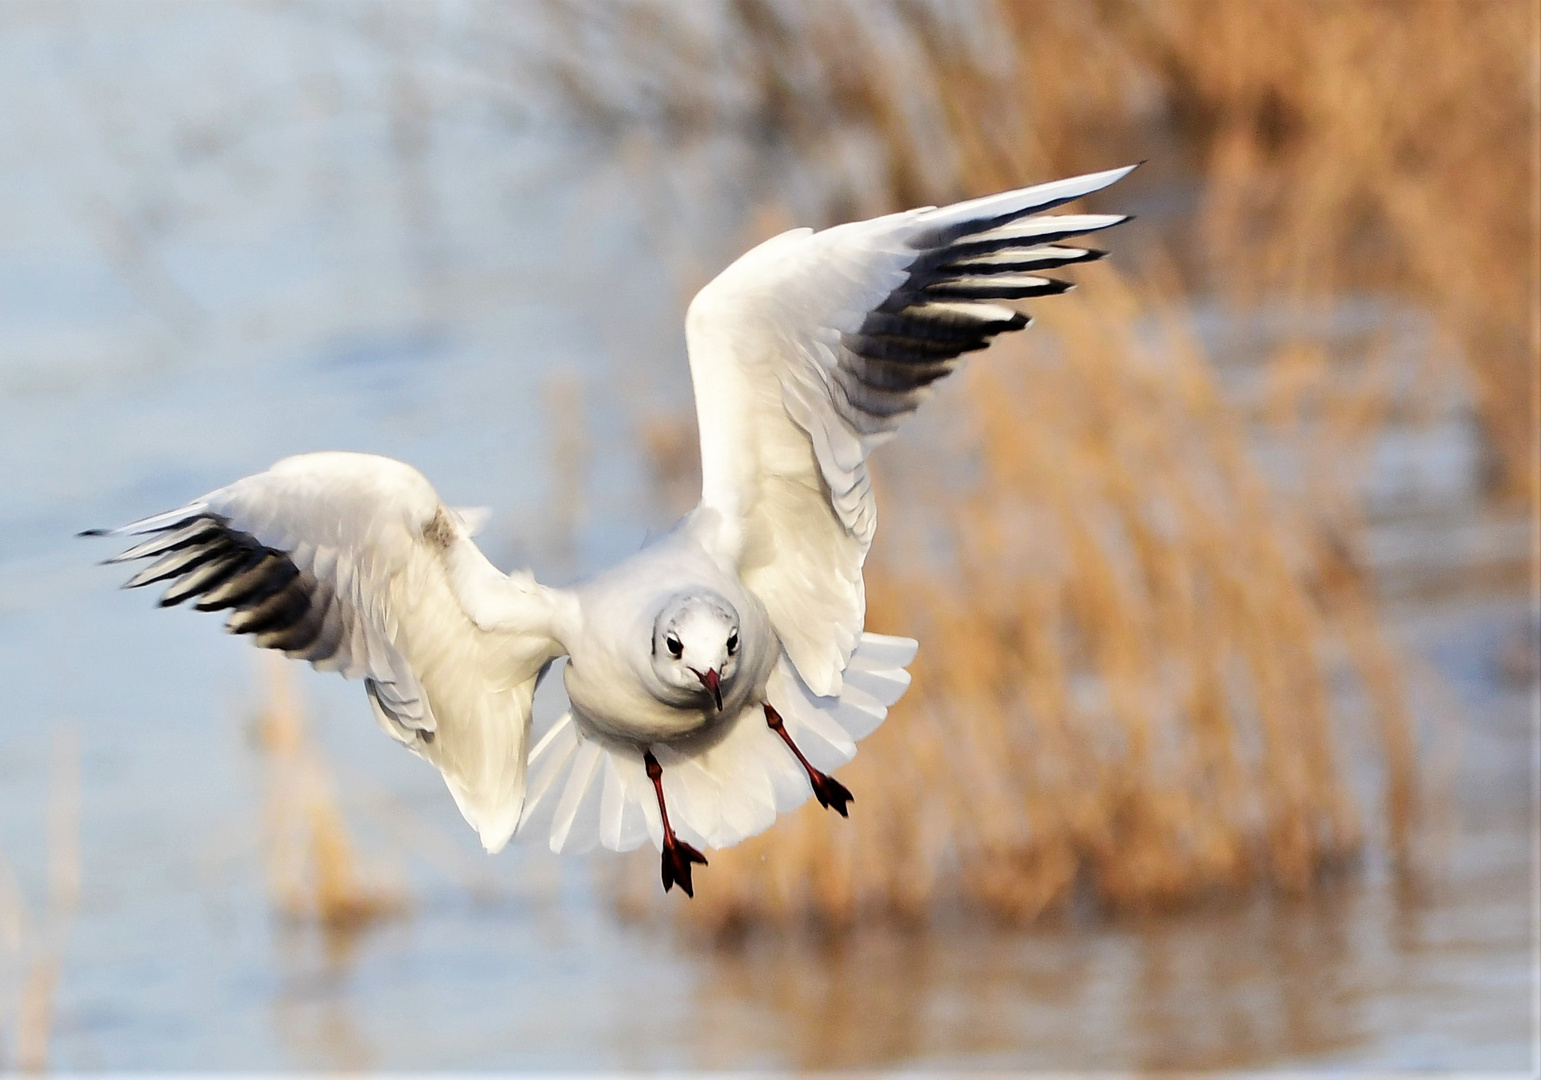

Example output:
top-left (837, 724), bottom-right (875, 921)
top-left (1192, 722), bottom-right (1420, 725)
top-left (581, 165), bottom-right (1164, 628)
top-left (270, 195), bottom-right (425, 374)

top-left (516, 632), bottom-right (917, 854)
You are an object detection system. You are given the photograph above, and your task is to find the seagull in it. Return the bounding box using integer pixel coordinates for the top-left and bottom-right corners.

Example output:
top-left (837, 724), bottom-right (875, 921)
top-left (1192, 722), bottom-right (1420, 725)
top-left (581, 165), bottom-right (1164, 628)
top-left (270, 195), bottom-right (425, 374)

top-left (87, 164), bottom-right (1135, 896)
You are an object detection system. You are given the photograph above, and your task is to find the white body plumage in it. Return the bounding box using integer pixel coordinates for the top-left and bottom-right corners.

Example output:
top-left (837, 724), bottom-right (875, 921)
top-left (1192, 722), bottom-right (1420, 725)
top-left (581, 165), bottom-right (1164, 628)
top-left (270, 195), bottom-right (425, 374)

top-left (561, 511), bottom-right (778, 743)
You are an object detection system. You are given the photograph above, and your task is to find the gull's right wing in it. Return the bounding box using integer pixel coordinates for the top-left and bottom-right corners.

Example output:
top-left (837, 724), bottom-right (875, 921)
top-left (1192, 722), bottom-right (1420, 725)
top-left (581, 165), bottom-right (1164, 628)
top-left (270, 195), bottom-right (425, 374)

top-left (87, 451), bottom-right (571, 852)
top-left (684, 165), bottom-right (1135, 698)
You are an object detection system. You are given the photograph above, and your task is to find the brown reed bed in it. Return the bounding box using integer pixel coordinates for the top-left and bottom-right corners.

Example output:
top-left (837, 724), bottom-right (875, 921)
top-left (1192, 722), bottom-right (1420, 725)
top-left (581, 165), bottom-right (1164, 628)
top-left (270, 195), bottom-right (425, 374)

top-left (1115, 0), bottom-right (1540, 505)
top-left (527, 0), bottom-right (1538, 502)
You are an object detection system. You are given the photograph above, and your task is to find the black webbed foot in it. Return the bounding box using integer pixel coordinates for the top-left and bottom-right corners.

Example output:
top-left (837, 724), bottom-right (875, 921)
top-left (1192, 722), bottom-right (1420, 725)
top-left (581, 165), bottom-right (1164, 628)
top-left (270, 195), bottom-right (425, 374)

top-left (764, 703), bottom-right (855, 818)
top-left (809, 771), bottom-right (853, 817)
top-left (645, 748), bottom-right (709, 898)
top-left (660, 835), bottom-right (709, 897)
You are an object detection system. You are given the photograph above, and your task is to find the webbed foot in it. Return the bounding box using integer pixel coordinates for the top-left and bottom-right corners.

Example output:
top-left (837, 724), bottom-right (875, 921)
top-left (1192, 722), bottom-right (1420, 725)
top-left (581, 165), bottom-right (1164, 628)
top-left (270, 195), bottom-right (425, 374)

top-left (764, 703), bottom-right (855, 817)
top-left (660, 835), bottom-right (709, 897)
top-left (645, 748), bottom-right (709, 897)
top-left (810, 771), bottom-right (853, 817)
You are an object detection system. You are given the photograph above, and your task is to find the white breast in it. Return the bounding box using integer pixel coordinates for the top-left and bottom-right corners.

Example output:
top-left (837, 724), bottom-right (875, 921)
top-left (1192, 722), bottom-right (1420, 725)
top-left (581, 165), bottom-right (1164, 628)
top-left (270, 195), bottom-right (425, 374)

top-left (561, 523), bottom-right (778, 745)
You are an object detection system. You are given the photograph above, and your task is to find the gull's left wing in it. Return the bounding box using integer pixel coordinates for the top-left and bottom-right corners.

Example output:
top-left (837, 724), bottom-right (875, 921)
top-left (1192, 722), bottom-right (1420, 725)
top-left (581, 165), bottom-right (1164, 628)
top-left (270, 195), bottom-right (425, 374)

top-left (87, 451), bottom-right (572, 852)
top-left (685, 165), bottom-right (1136, 697)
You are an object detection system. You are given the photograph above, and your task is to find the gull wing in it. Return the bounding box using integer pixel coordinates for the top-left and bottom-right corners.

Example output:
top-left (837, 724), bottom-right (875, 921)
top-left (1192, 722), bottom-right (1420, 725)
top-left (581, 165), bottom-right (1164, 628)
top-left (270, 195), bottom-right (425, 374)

top-left (685, 165), bottom-right (1136, 695)
top-left (88, 451), bottom-right (569, 852)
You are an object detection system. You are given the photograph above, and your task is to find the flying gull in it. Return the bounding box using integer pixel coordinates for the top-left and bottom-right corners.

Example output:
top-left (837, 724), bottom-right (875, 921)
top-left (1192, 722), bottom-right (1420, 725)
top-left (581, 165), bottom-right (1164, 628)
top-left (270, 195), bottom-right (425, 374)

top-left (88, 164), bottom-right (1135, 896)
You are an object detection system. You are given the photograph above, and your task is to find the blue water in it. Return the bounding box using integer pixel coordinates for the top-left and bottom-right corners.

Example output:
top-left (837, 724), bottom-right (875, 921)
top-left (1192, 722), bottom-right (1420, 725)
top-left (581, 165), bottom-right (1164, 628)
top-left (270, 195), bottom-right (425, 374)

top-left (0, 3), bottom-right (1534, 1070)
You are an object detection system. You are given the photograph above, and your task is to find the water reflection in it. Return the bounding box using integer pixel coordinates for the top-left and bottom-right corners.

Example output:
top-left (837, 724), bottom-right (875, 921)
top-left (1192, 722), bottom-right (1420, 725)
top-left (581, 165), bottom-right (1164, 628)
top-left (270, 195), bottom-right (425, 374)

top-left (688, 828), bottom-right (1531, 1071)
top-left (270, 921), bottom-right (380, 1073)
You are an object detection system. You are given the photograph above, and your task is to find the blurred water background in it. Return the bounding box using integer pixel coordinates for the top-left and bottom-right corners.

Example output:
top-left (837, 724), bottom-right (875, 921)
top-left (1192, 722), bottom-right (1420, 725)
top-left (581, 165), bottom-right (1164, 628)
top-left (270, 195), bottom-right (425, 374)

top-left (0, 0), bottom-right (1536, 1071)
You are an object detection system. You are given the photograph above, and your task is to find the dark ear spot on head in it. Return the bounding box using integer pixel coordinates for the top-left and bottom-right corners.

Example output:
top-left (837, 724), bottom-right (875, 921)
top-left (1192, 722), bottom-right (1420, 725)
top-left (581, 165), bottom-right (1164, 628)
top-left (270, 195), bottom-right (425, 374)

top-left (421, 506), bottom-right (457, 550)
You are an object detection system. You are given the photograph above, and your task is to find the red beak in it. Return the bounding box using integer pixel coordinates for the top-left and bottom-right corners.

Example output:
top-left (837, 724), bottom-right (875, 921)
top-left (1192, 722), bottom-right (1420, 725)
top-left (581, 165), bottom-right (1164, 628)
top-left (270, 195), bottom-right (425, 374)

top-left (696, 668), bottom-right (723, 711)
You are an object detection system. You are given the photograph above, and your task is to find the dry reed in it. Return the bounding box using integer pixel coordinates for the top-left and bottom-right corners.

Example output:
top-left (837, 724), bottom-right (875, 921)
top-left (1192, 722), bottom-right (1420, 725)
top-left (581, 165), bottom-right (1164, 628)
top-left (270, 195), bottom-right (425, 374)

top-left (1, 729), bottom-right (81, 1072)
top-left (541, 374), bottom-right (589, 571)
top-left (528, 0), bottom-right (1538, 501)
top-left (1126, 1), bottom-right (1538, 505)
top-left (253, 655), bottom-right (408, 933)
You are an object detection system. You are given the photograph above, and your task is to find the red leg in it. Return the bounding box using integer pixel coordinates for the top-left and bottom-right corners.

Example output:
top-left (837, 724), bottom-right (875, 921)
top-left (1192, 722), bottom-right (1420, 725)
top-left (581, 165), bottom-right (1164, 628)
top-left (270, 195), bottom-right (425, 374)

top-left (763, 704), bottom-right (853, 816)
top-left (644, 750), bottom-right (707, 897)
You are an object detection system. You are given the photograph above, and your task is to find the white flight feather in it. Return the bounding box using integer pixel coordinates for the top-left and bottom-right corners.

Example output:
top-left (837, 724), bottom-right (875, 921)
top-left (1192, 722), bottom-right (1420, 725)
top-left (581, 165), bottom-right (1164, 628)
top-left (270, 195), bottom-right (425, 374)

top-left (107, 452), bottom-right (566, 853)
top-left (684, 165), bottom-right (1133, 698)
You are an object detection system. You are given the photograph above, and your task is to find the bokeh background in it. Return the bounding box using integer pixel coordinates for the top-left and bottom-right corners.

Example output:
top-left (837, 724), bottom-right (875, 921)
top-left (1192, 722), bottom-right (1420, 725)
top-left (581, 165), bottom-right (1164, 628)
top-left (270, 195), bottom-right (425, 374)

top-left (0, 0), bottom-right (1536, 1070)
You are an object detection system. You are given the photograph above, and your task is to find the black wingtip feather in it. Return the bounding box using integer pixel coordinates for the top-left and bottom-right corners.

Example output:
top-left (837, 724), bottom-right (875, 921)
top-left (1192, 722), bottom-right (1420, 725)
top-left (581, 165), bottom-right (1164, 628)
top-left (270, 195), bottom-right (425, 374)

top-left (100, 510), bottom-right (347, 670)
top-left (192, 551), bottom-right (288, 612)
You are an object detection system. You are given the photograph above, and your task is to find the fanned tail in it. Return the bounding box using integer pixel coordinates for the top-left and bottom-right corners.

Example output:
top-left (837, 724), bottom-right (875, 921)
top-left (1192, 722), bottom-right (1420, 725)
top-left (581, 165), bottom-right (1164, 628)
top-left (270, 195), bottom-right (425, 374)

top-left (517, 632), bottom-right (917, 854)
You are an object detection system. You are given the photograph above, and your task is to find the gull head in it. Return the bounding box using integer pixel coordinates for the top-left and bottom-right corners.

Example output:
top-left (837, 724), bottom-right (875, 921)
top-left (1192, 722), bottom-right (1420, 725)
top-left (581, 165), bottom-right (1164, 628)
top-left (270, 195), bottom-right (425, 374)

top-left (651, 590), bottom-right (739, 711)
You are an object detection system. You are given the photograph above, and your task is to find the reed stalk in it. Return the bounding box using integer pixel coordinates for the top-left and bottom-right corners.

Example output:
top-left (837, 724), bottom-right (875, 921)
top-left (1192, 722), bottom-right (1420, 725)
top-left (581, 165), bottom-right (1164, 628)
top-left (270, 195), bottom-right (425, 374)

top-left (254, 656), bottom-right (408, 933)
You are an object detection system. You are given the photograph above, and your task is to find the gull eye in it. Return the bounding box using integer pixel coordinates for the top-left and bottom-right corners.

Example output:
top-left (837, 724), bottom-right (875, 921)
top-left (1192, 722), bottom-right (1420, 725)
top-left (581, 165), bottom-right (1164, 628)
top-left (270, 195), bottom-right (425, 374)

top-left (726, 632), bottom-right (738, 655)
top-left (666, 634), bottom-right (683, 658)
